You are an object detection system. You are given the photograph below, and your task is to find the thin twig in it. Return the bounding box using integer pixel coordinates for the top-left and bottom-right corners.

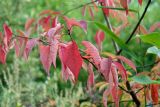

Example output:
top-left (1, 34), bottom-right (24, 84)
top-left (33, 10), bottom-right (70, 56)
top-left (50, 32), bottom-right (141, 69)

top-left (117, 0), bottom-right (152, 55)
top-left (63, 0), bottom-right (98, 15)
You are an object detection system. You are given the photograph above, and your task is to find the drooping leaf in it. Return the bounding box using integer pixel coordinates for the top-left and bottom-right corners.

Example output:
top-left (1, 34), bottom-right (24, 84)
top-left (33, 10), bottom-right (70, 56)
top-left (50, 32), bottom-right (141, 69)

top-left (0, 45), bottom-right (6, 64)
top-left (39, 45), bottom-right (52, 75)
top-left (149, 22), bottom-right (160, 32)
top-left (147, 46), bottom-right (160, 57)
top-left (50, 39), bottom-right (59, 68)
top-left (14, 36), bottom-right (28, 57)
top-left (138, 32), bottom-right (160, 48)
top-left (100, 58), bottom-right (112, 81)
top-left (25, 18), bottom-right (35, 31)
top-left (113, 61), bottom-right (127, 80)
top-left (94, 30), bottom-right (105, 51)
top-left (60, 41), bottom-right (83, 81)
top-left (88, 7), bottom-right (94, 20)
top-left (63, 16), bottom-right (82, 30)
top-left (111, 65), bottom-right (119, 107)
top-left (47, 23), bottom-right (62, 38)
top-left (79, 20), bottom-right (87, 33)
top-left (81, 5), bottom-right (86, 16)
top-left (138, 0), bottom-right (143, 5)
top-left (150, 84), bottom-right (159, 104)
top-left (103, 69), bottom-right (114, 107)
top-left (3, 23), bottom-right (12, 48)
top-left (87, 63), bottom-right (94, 89)
top-left (39, 16), bottom-right (51, 31)
top-left (117, 56), bottom-right (136, 71)
top-left (120, 0), bottom-right (128, 14)
top-left (95, 22), bottom-right (129, 51)
top-left (82, 41), bottom-right (101, 67)
top-left (24, 38), bottom-right (38, 59)
top-left (132, 75), bottom-right (160, 85)
top-left (99, 0), bottom-right (109, 16)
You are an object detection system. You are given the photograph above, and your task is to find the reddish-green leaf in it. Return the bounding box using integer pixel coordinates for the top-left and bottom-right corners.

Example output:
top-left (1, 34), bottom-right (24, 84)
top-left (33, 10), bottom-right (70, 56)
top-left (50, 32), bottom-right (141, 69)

top-left (149, 22), bottom-right (160, 32)
top-left (113, 61), bottom-right (127, 80)
top-left (94, 30), bottom-right (105, 51)
top-left (82, 41), bottom-right (101, 67)
top-left (117, 56), bottom-right (136, 71)
top-left (120, 0), bottom-right (128, 14)
top-left (25, 18), bottom-right (35, 31)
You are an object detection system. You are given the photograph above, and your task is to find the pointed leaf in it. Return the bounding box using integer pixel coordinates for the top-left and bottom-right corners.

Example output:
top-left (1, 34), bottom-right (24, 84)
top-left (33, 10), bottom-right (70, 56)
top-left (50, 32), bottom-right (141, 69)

top-left (117, 56), bottom-right (136, 71)
top-left (138, 0), bottom-right (143, 5)
top-left (50, 39), bottom-right (59, 68)
top-left (82, 41), bottom-right (101, 66)
top-left (138, 32), bottom-right (160, 48)
top-left (100, 58), bottom-right (112, 81)
top-left (39, 45), bottom-right (52, 75)
top-left (95, 22), bottom-right (129, 51)
top-left (150, 84), bottom-right (159, 104)
top-left (24, 38), bottom-right (38, 59)
top-left (87, 63), bottom-right (94, 89)
top-left (0, 45), bottom-right (6, 64)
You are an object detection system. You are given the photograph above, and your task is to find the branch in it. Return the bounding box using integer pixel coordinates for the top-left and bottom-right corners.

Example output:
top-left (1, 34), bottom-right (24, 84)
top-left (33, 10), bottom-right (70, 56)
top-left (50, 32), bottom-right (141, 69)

top-left (63, 0), bottom-right (98, 15)
top-left (117, 0), bottom-right (152, 55)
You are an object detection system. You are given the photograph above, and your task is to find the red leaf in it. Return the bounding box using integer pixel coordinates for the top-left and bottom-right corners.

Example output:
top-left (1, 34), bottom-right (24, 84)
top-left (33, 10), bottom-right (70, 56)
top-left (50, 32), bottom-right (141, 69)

top-left (138, 0), bottom-right (143, 5)
top-left (81, 5), bottom-right (86, 16)
top-left (149, 22), bottom-right (160, 32)
top-left (50, 39), bottom-right (59, 68)
top-left (103, 69), bottom-right (114, 107)
top-left (120, 0), bottom-right (128, 14)
top-left (82, 41), bottom-right (101, 67)
top-left (14, 37), bottom-right (28, 57)
top-left (111, 65), bottom-right (119, 107)
top-left (23, 38), bottom-right (38, 59)
top-left (25, 18), bottom-right (35, 31)
top-left (0, 45), bottom-right (6, 64)
top-left (79, 20), bottom-right (87, 33)
top-left (3, 23), bottom-right (12, 48)
top-left (63, 16), bottom-right (86, 33)
top-left (94, 30), bottom-right (105, 51)
top-left (150, 84), bottom-right (159, 104)
top-left (99, 0), bottom-right (109, 16)
top-left (39, 45), bottom-right (52, 75)
top-left (39, 16), bottom-right (51, 31)
top-left (59, 41), bottom-right (83, 81)
top-left (52, 16), bottom-right (58, 28)
top-left (88, 7), bottom-right (94, 20)
top-left (47, 23), bottom-right (62, 38)
top-left (100, 58), bottom-right (112, 81)
top-left (117, 56), bottom-right (136, 71)
top-left (113, 61), bottom-right (127, 80)
top-left (87, 63), bottom-right (94, 89)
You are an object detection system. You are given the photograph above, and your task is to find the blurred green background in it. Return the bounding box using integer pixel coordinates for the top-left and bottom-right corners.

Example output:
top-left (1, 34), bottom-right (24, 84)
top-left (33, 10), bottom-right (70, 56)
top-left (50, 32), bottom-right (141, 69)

top-left (0, 0), bottom-right (160, 107)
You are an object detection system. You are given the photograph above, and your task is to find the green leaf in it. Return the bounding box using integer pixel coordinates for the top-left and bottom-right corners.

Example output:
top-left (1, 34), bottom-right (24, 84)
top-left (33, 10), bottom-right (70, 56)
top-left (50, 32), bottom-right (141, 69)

top-left (132, 75), bottom-right (160, 85)
top-left (138, 32), bottom-right (160, 48)
top-left (147, 46), bottom-right (160, 57)
top-left (95, 22), bottom-right (129, 51)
